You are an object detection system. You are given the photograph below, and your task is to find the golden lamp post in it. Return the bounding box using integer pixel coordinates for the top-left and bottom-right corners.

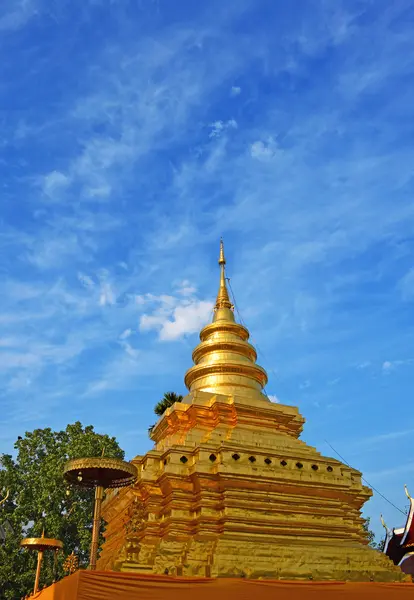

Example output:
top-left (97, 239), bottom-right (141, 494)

top-left (20, 531), bottom-right (63, 595)
top-left (63, 454), bottom-right (137, 570)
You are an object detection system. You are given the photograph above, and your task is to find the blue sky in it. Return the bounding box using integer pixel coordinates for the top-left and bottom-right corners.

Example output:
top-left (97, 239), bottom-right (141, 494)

top-left (1, 0), bottom-right (414, 540)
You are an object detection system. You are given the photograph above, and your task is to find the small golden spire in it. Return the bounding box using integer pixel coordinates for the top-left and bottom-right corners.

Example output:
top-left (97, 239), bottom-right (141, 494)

top-left (184, 240), bottom-right (269, 400)
top-left (219, 238), bottom-right (225, 266)
top-left (214, 239), bottom-right (233, 314)
top-left (405, 484), bottom-right (411, 500)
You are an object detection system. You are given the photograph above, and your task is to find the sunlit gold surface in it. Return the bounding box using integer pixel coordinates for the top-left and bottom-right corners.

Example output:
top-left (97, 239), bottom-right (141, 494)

top-left (97, 242), bottom-right (408, 582)
top-left (184, 240), bottom-right (269, 400)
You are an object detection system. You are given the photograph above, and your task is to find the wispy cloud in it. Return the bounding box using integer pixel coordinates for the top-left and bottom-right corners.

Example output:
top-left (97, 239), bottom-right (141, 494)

top-left (365, 463), bottom-right (414, 482)
top-left (0, 0), bottom-right (40, 31)
top-left (139, 285), bottom-right (213, 341)
top-left (356, 428), bottom-right (414, 448)
top-left (382, 359), bottom-right (414, 373)
top-left (209, 119), bottom-right (238, 138)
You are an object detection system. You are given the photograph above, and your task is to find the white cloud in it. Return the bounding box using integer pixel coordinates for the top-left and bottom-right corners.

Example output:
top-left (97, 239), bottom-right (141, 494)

top-left (119, 340), bottom-right (140, 358)
top-left (42, 170), bottom-right (70, 198)
top-left (119, 328), bottom-right (132, 340)
top-left (357, 361), bottom-right (371, 370)
top-left (382, 359), bottom-right (414, 374)
top-left (78, 273), bottom-right (95, 289)
top-left (250, 138), bottom-right (280, 161)
top-left (138, 289), bottom-right (212, 341)
top-left (267, 394), bottom-right (280, 403)
top-left (86, 184), bottom-right (112, 198)
top-left (28, 234), bottom-right (86, 270)
top-left (158, 301), bottom-right (212, 341)
top-left (231, 86), bottom-right (241, 96)
top-left (382, 360), bottom-right (393, 372)
top-left (99, 282), bottom-right (116, 306)
top-left (209, 119), bottom-right (237, 138)
top-left (176, 280), bottom-right (197, 296)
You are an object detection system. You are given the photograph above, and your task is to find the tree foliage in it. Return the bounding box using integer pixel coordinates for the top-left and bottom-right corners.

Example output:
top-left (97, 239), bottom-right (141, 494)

top-left (154, 392), bottom-right (184, 416)
top-left (0, 422), bottom-right (123, 599)
top-left (148, 392), bottom-right (184, 437)
top-left (363, 517), bottom-right (383, 550)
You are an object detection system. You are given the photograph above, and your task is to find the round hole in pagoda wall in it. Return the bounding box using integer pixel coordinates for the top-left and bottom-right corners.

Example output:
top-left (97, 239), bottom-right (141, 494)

top-left (209, 454), bottom-right (217, 462)
top-left (327, 466), bottom-right (333, 472)
top-left (264, 458), bottom-right (272, 465)
top-left (180, 456), bottom-right (188, 464)
top-left (248, 456), bottom-right (256, 463)
top-left (232, 453), bottom-right (241, 461)
top-left (296, 462), bottom-right (303, 469)
top-left (280, 460), bottom-right (287, 467)
top-left (311, 464), bottom-right (319, 471)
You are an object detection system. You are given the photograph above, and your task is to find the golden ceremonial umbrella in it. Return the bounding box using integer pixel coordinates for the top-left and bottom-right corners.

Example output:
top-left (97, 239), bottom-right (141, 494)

top-left (63, 455), bottom-right (137, 570)
top-left (20, 531), bottom-right (63, 594)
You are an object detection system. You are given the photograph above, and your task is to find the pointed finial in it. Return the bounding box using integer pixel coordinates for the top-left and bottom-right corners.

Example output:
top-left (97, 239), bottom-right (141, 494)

top-left (42, 528), bottom-right (45, 538)
top-left (405, 484), bottom-right (411, 500)
top-left (219, 238), bottom-right (226, 266)
top-left (214, 239), bottom-right (233, 314)
top-left (380, 514), bottom-right (388, 530)
top-left (101, 446), bottom-right (105, 457)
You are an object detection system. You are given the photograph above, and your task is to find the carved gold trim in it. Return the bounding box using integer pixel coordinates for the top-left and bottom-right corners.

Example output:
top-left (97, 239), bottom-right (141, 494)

top-left (185, 362), bottom-right (268, 389)
top-left (192, 340), bottom-right (257, 363)
top-left (200, 321), bottom-right (250, 342)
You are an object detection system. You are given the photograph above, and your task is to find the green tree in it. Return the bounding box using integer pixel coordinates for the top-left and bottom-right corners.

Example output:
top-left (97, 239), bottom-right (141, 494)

top-left (363, 517), bottom-right (380, 549)
top-left (0, 422), bottom-right (123, 600)
top-left (154, 391), bottom-right (184, 416)
top-left (148, 392), bottom-right (184, 437)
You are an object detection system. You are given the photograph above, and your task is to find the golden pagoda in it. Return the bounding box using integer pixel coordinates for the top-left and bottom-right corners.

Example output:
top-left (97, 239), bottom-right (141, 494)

top-left (98, 242), bottom-right (406, 581)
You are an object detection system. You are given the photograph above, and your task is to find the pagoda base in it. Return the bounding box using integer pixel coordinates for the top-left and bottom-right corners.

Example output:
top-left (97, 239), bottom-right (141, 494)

top-left (117, 536), bottom-right (407, 582)
top-left (98, 392), bottom-right (409, 583)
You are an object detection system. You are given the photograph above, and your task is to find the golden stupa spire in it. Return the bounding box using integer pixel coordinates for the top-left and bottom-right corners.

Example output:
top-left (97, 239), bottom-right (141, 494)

top-left (214, 239), bottom-right (234, 321)
top-left (184, 240), bottom-right (268, 401)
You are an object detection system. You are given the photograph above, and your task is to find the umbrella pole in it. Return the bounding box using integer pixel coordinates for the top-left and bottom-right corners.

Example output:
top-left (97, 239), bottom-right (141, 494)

top-left (34, 550), bottom-right (43, 594)
top-left (89, 485), bottom-right (104, 570)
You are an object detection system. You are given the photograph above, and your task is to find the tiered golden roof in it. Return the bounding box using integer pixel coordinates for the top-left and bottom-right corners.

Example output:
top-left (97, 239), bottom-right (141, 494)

top-left (185, 240), bottom-right (268, 400)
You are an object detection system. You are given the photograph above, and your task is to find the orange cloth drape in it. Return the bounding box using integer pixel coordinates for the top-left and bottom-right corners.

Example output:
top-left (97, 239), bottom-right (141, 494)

top-left (34, 570), bottom-right (414, 600)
